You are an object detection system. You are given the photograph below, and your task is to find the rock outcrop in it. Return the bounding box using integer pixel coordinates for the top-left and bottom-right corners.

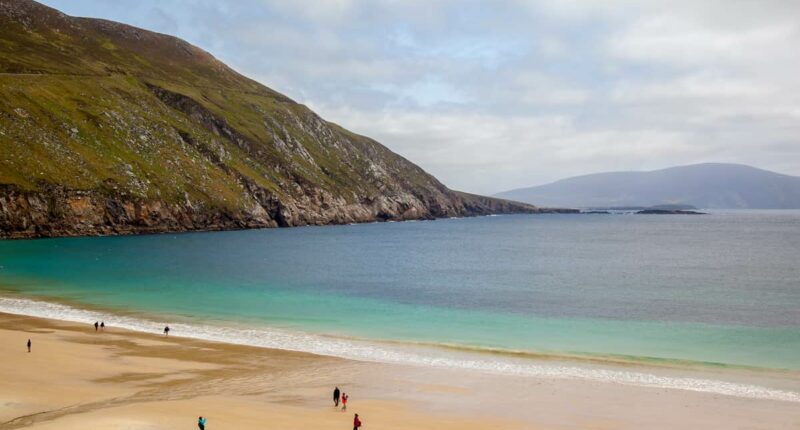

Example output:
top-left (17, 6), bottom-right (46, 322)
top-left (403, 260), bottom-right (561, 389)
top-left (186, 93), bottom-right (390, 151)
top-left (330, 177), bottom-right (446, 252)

top-left (0, 184), bottom-right (558, 239)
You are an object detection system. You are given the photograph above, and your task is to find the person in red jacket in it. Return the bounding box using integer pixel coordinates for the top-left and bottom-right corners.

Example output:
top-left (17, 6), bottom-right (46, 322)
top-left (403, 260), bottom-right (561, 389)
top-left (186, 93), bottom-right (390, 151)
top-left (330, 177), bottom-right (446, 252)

top-left (353, 413), bottom-right (362, 430)
top-left (341, 393), bottom-right (348, 411)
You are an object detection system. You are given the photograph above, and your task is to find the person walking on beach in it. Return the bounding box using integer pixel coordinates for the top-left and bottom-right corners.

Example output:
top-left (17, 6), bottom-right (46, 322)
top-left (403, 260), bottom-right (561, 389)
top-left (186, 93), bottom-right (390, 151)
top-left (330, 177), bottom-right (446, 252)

top-left (27, 339), bottom-right (31, 352)
top-left (164, 325), bottom-right (170, 336)
top-left (94, 321), bottom-right (99, 331)
top-left (353, 413), bottom-right (362, 430)
top-left (333, 386), bottom-right (340, 407)
top-left (197, 416), bottom-right (206, 430)
top-left (100, 321), bottom-right (105, 331)
top-left (341, 393), bottom-right (348, 411)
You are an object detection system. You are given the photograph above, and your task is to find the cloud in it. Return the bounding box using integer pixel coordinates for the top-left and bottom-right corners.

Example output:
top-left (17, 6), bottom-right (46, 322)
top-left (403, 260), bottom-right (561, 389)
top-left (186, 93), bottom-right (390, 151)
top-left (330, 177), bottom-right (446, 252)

top-left (40, 0), bottom-right (800, 194)
top-left (608, 14), bottom-right (798, 69)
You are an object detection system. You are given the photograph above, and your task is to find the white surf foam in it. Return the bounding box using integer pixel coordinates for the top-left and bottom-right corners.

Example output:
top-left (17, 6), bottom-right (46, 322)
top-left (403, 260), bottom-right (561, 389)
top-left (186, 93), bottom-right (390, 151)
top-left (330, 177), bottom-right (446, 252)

top-left (1, 296), bottom-right (798, 403)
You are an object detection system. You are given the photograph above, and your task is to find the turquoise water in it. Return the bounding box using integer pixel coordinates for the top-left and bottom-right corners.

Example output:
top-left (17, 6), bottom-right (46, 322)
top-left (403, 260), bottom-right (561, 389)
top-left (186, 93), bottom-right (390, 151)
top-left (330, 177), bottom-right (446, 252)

top-left (1, 212), bottom-right (799, 371)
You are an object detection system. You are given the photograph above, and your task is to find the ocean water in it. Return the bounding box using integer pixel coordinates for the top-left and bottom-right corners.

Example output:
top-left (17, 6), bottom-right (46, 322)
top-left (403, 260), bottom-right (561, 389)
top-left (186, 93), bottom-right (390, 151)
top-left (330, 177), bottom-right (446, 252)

top-left (1, 211), bottom-right (799, 400)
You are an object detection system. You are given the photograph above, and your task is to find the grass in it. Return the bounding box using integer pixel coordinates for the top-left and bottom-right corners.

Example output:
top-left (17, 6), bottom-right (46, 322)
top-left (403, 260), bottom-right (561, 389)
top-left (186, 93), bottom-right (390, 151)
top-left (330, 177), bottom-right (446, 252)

top-left (0, 1), bottom-right (528, 223)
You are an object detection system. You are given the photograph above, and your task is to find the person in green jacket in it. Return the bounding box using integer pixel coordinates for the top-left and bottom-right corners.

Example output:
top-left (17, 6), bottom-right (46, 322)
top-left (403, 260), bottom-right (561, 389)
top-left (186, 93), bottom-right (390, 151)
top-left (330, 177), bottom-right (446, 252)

top-left (197, 416), bottom-right (206, 430)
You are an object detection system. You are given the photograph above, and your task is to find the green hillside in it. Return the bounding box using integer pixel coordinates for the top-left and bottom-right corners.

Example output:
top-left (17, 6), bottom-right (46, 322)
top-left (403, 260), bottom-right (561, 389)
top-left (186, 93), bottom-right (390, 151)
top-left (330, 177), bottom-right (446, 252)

top-left (0, 0), bottom-right (546, 238)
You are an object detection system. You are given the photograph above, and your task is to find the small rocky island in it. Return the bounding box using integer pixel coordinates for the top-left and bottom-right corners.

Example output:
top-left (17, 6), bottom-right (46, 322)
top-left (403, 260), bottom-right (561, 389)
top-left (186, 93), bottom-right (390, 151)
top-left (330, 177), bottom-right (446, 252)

top-left (580, 204), bottom-right (706, 215)
top-left (636, 209), bottom-right (706, 215)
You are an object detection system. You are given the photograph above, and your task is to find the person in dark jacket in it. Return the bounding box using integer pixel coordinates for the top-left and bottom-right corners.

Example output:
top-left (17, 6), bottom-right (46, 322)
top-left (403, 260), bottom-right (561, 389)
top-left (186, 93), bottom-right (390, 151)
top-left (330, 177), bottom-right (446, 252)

top-left (353, 413), bottom-right (362, 430)
top-left (333, 386), bottom-right (340, 407)
top-left (94, 321), bottom-right (99, 331)
top-left (27, 339), bottom-right (31, 352)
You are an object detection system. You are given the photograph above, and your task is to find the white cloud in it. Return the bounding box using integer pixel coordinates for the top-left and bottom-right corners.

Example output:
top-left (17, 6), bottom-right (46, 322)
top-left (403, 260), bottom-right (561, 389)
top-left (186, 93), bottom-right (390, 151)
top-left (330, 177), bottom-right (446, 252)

top-left (611, 74), bottom-right (775, 103)
top-left (608, 15), bottom-right (798, 68)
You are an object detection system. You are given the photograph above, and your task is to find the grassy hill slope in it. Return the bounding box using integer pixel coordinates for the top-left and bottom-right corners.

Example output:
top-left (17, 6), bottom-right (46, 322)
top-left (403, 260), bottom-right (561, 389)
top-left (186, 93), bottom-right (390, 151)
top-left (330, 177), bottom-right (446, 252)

top-left (0, 0), bottom-right (546, 238)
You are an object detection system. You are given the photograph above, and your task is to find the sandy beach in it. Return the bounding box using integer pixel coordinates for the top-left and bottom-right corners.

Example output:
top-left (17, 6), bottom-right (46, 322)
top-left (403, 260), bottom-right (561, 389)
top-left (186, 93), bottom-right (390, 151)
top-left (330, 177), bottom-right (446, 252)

top-left (1, 312), bottom-right (799, 429)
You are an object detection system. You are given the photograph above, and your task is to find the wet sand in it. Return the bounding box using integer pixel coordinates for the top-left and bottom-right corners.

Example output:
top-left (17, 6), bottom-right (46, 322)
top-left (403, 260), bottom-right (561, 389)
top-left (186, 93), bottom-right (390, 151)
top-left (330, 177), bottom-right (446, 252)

top-left (1, 312), bottom-right (799, 429)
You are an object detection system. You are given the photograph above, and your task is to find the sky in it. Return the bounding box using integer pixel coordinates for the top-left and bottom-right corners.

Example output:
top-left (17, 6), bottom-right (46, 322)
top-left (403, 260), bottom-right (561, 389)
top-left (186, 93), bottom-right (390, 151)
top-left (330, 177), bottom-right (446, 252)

top-left (40, 0), bottom-right (800, 194)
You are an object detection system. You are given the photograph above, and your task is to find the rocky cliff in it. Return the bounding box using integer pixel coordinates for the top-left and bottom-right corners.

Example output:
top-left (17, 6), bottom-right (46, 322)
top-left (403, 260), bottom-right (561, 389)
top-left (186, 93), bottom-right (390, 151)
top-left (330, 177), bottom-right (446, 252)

top-left (0, 0), bottom-right (552, 239)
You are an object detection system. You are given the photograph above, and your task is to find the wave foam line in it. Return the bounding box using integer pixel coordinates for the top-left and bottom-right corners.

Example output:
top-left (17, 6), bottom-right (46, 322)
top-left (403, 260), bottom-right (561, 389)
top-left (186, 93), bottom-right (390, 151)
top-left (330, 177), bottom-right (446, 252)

top-left (1, 296), bottom-right (798, 403)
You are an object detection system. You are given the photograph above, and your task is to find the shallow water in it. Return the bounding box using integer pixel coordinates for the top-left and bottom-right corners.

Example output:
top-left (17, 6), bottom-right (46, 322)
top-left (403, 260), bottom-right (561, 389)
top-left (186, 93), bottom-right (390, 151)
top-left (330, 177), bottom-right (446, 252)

top-left (0, 211), bottom-right (798, 375)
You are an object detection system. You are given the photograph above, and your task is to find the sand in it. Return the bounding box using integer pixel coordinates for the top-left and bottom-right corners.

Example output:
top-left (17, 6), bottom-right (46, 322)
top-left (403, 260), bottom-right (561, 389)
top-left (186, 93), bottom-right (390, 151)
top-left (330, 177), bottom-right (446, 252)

top-left (1, 312), bottom-right (799, 430)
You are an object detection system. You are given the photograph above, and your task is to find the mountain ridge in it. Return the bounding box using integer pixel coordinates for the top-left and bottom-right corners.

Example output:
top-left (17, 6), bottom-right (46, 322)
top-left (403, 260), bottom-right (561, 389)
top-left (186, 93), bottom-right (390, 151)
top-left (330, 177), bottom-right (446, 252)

top-left (495, 163), bottom-right (800, 209)
top-left (0, 0), bottom-right (557, 239)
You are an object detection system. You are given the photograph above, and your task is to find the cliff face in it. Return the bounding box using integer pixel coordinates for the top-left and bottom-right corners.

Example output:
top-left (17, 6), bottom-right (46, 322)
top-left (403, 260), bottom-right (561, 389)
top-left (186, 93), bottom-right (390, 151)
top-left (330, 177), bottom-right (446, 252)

top-left (0, 1), bottom-right (545, 239)
top-left (0, 184), bottom-right (545, 239)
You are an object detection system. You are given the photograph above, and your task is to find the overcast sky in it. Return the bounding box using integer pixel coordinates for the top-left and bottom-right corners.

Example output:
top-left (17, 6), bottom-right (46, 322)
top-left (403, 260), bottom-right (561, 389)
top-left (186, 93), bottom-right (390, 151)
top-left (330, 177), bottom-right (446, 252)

top-left (41, 0), bottom-right (800, 194)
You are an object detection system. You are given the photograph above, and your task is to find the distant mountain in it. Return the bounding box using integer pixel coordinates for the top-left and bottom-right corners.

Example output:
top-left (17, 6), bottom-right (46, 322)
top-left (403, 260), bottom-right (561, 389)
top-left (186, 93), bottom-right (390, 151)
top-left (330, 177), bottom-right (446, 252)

top-left (0, 0), bottom-right (541, 239)
top-left (495, 163), bottom-right (800, 209)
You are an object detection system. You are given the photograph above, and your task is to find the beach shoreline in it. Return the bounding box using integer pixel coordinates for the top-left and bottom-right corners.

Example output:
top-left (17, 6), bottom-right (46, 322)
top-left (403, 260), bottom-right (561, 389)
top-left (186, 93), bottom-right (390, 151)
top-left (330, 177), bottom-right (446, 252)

top-left (1, 293), bottom-right (798, 399)
top-left (0, 294), bottom-right (800, 392)
top-left (2, 310), bottom-right (800, 429)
